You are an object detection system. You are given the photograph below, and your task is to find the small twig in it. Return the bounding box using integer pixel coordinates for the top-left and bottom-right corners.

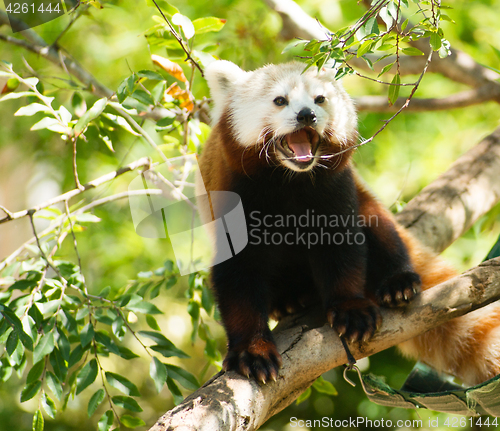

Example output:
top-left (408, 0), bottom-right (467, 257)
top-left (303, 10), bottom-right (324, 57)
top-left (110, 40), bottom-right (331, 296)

top-left (64, 200), bottom-right (82, 271)
top-left (150, 0), bottom-right (204, 76)
top-left (72, 137), bottom-right (84, 190)
top-left (0, 157), bottom-right (152, 224)
top-left (331, 48), bottom-right (434, 158)
top-left (0, 189), bottom-right (161, 273)
top-left (0, 205), bottom-right (13, 220)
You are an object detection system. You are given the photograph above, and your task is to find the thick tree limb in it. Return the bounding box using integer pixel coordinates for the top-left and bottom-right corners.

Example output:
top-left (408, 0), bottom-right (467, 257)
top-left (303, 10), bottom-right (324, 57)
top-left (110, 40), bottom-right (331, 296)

top-left (150, 256), bottom-right (500, 431)
top-left (396, 126), bottom-right (500, 254)
top-left (261, 0), bottom-right (329, 40)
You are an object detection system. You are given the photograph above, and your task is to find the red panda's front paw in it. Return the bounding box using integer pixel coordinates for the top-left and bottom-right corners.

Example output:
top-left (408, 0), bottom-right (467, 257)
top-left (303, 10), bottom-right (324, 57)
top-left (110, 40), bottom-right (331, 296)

top-left (326, 299), bottom-right (382, 343)
top-left (223, 338), bottom-right (283, 384)
top-left (376, 271), bottom-right (421, 308)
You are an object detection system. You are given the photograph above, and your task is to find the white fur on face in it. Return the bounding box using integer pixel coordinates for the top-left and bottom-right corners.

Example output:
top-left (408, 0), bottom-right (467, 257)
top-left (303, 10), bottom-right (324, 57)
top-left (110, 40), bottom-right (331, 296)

top-left (205, 61), bottom-right (358, 172)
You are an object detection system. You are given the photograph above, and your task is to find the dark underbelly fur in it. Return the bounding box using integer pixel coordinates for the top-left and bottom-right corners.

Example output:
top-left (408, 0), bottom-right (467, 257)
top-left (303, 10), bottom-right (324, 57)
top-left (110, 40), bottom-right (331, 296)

top-left (209, 166), bottom-right (421, 383)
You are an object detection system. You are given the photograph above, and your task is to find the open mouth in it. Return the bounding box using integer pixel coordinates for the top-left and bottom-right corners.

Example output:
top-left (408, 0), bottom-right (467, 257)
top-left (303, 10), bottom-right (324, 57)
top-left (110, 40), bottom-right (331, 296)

top-left (276, 127), bottom-right (320, 165)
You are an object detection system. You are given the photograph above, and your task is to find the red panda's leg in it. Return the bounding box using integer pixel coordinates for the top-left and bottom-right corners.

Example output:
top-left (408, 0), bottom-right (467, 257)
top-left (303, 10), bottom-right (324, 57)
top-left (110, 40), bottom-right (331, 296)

top-left (211, 260), bottom-right (282, 383)
top-left (309, 252), bottom-right (382, 343)
top-left (356, 185), bottom-right (422, 307)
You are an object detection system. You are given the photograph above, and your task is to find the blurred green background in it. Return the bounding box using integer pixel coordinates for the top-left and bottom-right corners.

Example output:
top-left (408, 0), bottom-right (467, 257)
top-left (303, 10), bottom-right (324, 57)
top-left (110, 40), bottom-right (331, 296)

top-left (1, 0), bottom-right (500, 430)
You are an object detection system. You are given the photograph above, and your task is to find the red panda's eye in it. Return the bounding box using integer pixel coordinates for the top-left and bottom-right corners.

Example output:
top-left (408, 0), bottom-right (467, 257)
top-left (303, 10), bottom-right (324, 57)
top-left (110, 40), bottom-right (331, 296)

top-left (315, 95), bottom-right (326, 104)
top-left (273, 96), bottom-right (288, 106)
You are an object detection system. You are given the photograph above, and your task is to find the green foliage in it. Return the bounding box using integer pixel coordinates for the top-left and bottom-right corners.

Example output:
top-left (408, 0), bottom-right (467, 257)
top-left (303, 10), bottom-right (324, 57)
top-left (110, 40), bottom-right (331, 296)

top-left (0, 0), bottom-right (500, 430)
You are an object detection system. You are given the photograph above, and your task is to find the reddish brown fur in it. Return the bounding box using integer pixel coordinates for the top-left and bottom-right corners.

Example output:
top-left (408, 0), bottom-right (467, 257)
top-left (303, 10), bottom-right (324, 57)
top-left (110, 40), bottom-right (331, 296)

top-left (200, 108), bottom-right (500, 387)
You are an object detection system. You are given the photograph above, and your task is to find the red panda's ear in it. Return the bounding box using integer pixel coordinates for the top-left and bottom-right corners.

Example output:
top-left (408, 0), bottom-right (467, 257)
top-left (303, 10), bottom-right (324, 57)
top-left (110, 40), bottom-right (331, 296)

top-left (205, 60), bottom-right (250, 124)
top-left (318, 65), bottom-right (338, 82)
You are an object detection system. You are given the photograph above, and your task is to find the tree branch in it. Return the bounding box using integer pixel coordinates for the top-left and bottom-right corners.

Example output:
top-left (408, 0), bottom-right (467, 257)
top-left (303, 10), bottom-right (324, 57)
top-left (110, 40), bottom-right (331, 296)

top-left (264, 0), bottom-right (500, 93)
top-left (396, 126), bottom-right (500, 254)
top-left (149, 256), bottom-right (500, 431)
top-left (354, 82), bottom-right (500, 112)
top-left (0, 10), bottom-right (179, 122)
top-left (0, 157), bottom-right (152, 224)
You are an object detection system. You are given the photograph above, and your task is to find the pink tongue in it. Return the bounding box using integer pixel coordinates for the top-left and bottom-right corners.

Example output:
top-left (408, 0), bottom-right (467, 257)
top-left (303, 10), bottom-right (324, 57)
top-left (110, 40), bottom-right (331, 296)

top-left (286, 130), bottom-right (312, 162)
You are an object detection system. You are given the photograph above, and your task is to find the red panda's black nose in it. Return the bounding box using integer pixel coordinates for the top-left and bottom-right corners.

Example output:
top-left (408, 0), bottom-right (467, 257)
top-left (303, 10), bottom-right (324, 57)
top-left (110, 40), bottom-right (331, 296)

top-left (297, 108), bottom-right (317, 126)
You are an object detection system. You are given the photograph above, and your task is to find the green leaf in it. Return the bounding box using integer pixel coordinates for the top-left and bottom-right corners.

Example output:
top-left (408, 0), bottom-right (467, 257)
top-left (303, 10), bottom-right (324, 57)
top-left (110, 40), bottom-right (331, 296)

top-left (21, 380), bottom-right (42, 402)
top-left (0, 303), bottom-right (33, 350)
top-left (80, 323), bottom-right (94, 347)
top-left (137, 70), bottom-right (164, 81)
top-left (388, 73), bottom-right (401, 106)
top-left (68, 344), bottom-right (85, 368)
top-left (166, 377), bottom-right (183, 405)
top-left (15, 103), bottom-right (52, 116)
top-left (356, 16), bottom-right (379, 41)
top-left (32, 409), bottom-right (44, 431)
top-left (56, 328), bottom-right (70, 361)
top-left (88, 388), bottom-right (106, 417)
top-left (117, 75), bottom-right (136, 104)
top-left (120, 415), bottom-right (145, 429)
top-left (150, 357), bottom-right (167, 393)
top-left (125, 301), bottom-right (162, 315)
top-left (6, 330), bottom-right (19, 356)
top-left (312, 376), bottom-right (338, 395)
top-left (122, 96), bottom-right (149, 113)
top-left (430, 32), bottom-right (442, 51)
top-left (105, 372), bottom-right (140, 396)
top-left (95, 331), bottom-right (120, 355)
top-left (192, 17), bottom-right (226, 34)
top-left (357, 40), bottom-right (374, 57)
top-left (49, 348), bottom-right (68, 382)
top-left (71, 92), bottom-right (87, 117)
top-left (156, 115), bottom-right (176, 129)
top-left (76, 359), bottom-right (98, 395)
top-left (130, 89), bottom-right (155, 106)
top-left (146, 315), bottom-right (161, 331)
top-left (46, 371), bottom-right (63, 401)
top-left (97, 410), bottom-right (114, 431)
top-left (295, 386), bottom-right (312, 405)
top-left (111, 396), bottom-right (143, 412)
top-left (42, 392), bottom-right (57, 419)
top-left (26, 360), bottom-right (45, 384)
top-left (151, 81), bottom-right (165, 104)
top-left (33, 332), bottom-right (55, 365)
top-left (117, 346), bottom-right (140, 360)
top-left (377, 61), bottom-right (395, 77)
top-left (165, 364), bottom-right (199, 390)
top-left (74, 98), bottom-right (107, 136)
top-left (140, 331), bottom-right (189, 358)
top-left (401, 47), bottom-right (424, 56)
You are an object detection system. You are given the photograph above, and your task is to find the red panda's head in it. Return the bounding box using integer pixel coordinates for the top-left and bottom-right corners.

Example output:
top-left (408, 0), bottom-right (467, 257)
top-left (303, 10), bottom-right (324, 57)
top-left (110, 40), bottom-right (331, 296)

top-left (205, 60), bottom-right (358, 173)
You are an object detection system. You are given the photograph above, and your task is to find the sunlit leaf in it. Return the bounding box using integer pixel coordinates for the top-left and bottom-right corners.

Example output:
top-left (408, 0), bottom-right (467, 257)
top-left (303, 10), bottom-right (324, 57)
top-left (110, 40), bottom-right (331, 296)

top-left (151, 55), bottom-right (187, 82)
top-left (150, 357), bottom-right (167, 393)
top-left (88, 389), bottom-right (105, 417)
top-left (76, 359), bottom-right (98, 394)
top-left (105, 372), bottom-right (140, 396)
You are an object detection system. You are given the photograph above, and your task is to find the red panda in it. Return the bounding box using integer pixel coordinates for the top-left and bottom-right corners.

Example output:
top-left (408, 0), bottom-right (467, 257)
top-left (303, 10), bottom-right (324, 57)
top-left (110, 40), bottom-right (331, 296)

top-left (197, 60), bottom-right (500, 385)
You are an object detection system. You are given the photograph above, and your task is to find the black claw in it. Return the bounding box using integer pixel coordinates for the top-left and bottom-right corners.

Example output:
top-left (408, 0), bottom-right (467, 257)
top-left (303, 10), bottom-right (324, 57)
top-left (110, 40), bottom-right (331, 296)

top-left (375, 271), bottom-right (421, 308)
